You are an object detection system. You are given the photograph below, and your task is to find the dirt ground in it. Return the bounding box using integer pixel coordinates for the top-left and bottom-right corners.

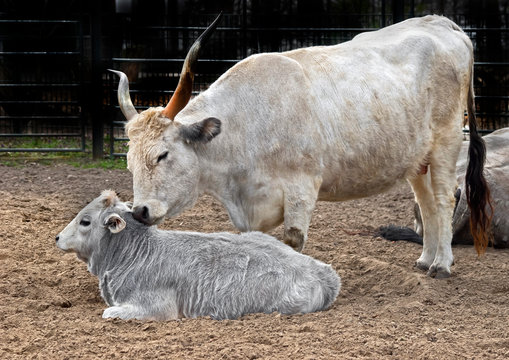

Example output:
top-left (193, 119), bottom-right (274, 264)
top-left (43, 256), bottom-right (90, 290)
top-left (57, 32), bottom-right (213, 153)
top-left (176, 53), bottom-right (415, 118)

top-left (1, 162), bottom-right (508, 359)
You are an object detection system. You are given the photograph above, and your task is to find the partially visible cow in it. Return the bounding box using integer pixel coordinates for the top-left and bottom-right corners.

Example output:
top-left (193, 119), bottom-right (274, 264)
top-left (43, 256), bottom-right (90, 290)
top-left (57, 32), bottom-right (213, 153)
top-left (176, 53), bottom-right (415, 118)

top-left (111, 15), bottom-right (491, 278)
top-left (380, 128), bottom-right (509, 248)
top-left (55, 190), bottom-right (340, 321)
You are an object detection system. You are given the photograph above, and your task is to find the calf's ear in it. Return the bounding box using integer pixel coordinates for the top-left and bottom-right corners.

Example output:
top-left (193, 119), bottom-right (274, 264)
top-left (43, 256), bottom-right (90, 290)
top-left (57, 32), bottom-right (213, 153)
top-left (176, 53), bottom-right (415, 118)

top-left (104, 213), bottom-right (126, 234)
top-left (180, 117), bottom-right (221, 143)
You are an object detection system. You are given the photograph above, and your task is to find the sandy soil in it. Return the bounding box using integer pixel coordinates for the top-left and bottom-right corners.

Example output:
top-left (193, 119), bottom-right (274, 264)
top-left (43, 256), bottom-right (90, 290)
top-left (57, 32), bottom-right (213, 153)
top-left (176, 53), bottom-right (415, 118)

top-left (1, 162), bottom-right (509, 359)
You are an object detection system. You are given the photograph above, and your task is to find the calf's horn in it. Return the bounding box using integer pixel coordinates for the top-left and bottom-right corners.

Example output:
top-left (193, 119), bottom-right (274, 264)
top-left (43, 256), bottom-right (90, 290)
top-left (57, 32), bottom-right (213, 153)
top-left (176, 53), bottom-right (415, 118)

top-left (108, 69), bottom-right (138, 122)
top-left (161, 13), bottom-right (222, 120)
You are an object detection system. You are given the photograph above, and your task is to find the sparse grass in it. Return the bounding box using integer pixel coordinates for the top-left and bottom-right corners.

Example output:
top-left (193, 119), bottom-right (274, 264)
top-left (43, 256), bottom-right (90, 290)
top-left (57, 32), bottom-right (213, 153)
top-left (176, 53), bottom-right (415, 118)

top-left (0, 136), bottom-right (128, 170)
top-left (0, 152), bottom-right (128, 170)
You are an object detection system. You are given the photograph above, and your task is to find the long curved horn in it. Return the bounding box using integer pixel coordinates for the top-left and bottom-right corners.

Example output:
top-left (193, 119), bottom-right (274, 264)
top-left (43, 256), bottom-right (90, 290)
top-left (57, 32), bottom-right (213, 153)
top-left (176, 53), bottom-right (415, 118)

top-left (161, 13), bottom-right (223, 120)
top-left (108, 69), bottom-right (138, 121)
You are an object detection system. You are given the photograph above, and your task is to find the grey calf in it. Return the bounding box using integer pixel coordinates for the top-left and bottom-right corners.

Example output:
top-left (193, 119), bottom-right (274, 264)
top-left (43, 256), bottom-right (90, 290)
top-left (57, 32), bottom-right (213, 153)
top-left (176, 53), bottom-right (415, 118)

top-left (56, 190), bottom-right (340, 321)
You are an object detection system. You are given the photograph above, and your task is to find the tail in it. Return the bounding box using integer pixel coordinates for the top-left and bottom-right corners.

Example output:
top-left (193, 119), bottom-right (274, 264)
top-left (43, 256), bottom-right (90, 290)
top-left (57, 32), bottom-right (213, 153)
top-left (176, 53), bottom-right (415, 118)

top-left (377, 225), bottom-right (424, 245)
top-left (465, 67), bottom-right (493, 255)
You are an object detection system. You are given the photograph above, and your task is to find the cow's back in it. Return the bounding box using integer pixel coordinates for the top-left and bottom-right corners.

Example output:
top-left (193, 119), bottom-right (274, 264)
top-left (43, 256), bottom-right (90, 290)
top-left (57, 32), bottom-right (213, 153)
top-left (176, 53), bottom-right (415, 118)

top-left (283, 15), bottom-right (473, 199)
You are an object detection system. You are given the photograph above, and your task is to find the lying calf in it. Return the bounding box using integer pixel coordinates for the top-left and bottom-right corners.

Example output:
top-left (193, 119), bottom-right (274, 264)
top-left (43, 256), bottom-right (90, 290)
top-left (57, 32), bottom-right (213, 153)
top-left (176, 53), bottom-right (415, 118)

top-left (56, 190), bottom-right (340, 321)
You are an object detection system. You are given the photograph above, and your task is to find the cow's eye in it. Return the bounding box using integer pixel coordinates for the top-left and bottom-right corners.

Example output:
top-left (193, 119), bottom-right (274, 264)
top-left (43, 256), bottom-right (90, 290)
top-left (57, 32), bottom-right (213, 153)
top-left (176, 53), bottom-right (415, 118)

top-left (80, 219), bottom-right (91, 227)
top-left (157, 152), bottom-right (168, 163)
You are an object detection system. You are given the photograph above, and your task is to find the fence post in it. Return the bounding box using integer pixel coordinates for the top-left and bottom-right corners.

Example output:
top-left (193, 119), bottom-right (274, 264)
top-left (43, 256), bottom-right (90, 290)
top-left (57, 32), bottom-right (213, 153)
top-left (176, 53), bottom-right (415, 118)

top-left (90, 0), bottom-right (104, 160)
top-left (381, 0), bottom-right (386, 27)
top-left (392, 0), bottom-right (405, 23)
top-left (242, 0), bottom-right (247, 58)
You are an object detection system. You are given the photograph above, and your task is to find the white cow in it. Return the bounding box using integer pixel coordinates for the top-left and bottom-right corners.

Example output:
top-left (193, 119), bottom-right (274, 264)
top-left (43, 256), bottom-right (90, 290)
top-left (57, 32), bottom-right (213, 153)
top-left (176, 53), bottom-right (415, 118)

top-left (56, 190), bottom-right (340, 321)
top-left (111, 15), bottom-right (491, 278)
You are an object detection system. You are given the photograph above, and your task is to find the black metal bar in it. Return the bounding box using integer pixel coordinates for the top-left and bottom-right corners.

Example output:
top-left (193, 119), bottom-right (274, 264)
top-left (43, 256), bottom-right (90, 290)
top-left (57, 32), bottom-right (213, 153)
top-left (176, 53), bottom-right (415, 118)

top-left (0, 148), bottom-right (83, 152)
top-left (0, 133), bottom-right (83, 137)
top-left (475, 96), bottom-right (509, 100)
top-left (90, 0), bottom-right (104, 160)
top-left (463, 28), bottom-right (509, 31)
top-left (392, 0), bottom-right (405, 23)
top-left (78, 7), bottom-right (86, 153)
top-left (0, 84), bottom-right (81, 87)
top-left (463, 129), bottom-right (497, 134)
top-left (0, 101), bottom-right (79, 104)
top-left (0, 52), bottom-right (81, 55)
top-left (474, 62), bottom-right (509, 66)
top-left (474, 113), bottom-right (509, 117)
top-left (132, 26), bottom-right (378, 32)
top-left (168, 25), bottom-right (509, 32)
top-left (242, 0), bottom-right (247, 58)
top-left (381, 0), bottom-right (386, 27)
top-left (0, 20), bottom-right (79, 23)
top-left (0, 116), bottom-right (81, 119)
top-left (111, 58), bottom-right (238, 63)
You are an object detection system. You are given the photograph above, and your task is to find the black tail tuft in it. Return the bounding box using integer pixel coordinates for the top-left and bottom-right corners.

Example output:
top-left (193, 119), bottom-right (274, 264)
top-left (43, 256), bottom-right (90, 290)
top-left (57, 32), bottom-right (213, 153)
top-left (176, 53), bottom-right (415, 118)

top-left (376, 225), bottom-right (424, 245)
top-left (465, 75), bottom-right (493, 255)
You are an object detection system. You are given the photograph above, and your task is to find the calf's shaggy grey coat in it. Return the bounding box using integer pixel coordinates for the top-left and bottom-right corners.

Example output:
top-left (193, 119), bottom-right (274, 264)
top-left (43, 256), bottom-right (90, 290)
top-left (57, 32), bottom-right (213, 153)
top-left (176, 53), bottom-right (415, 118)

top-left (56, 190), bottom-right (340, 321)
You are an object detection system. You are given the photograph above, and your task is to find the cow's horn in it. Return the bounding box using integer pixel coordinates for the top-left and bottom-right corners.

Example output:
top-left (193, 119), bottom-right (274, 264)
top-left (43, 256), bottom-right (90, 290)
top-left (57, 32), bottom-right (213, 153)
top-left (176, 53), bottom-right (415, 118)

top-left (109, 69), bottom-right (138, 122)
top-left (161, 12), bottom-right (222, 120)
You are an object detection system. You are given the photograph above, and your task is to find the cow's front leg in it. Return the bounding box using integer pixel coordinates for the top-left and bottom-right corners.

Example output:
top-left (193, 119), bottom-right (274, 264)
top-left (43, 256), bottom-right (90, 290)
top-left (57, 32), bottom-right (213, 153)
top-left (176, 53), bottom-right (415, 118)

top-left (283, 176), bottom-right (322, 252)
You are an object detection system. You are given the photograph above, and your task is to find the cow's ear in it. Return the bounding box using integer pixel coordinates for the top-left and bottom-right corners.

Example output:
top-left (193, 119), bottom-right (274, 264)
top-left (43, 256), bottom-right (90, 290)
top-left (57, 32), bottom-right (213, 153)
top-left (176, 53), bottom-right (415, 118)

top-left (180, 117), bottom-right (221, 143)
top-left (104, 213), bottom-right (126, 234)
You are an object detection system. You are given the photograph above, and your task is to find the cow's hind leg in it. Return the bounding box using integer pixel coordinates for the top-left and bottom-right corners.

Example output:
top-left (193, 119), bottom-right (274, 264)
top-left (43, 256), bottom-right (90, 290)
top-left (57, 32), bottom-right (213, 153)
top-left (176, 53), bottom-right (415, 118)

top-left (409, 141), bottom-right (459, 278)
top-left (282, 176), bottom-right (322, 252)
top-left (426, 144), bottom-right (459, 278)
top-left (408, 172), bottom-right (441, 273)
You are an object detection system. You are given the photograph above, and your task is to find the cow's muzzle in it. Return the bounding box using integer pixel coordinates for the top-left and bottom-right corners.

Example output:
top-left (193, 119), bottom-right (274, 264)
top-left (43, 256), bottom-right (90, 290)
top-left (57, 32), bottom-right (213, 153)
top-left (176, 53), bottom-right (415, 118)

top-left (131, 200), bottom-right (168, 225)
top-left (132, 205), bottom-right (151, 225)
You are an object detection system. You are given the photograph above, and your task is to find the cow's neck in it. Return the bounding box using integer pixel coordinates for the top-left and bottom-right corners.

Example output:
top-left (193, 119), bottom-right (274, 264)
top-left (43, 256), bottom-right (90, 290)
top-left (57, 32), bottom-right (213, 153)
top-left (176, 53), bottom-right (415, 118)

top-left (194, 142), bottom-right (253, 232)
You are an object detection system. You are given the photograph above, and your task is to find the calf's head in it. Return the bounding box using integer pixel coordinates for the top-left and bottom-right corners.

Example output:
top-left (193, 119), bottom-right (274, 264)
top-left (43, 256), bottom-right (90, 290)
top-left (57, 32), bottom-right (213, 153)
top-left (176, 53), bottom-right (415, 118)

top-left (55, 190), bottom-right (129, 262)
top-left (110, 15), bottom-right (222, 226)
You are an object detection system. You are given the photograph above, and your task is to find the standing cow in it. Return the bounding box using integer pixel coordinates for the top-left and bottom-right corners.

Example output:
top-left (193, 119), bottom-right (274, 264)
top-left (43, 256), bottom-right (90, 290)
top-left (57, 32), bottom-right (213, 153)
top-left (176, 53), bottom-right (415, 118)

top-left (381, 128), bottom-right (508, 247)
top-left (111, 15), bottom-right (491, 278)
top-left (55, 190), bottom-right (340, 321)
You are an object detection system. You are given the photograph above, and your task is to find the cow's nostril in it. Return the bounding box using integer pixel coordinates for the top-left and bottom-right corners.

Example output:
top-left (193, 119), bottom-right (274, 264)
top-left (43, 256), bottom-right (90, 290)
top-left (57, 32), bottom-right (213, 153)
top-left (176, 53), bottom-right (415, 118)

top-left (142, 206), bottom-right (149, 220)
top-left (55, 235), bottom-right (60, 242)
top-left (133, 206), bottom-right (150, 224)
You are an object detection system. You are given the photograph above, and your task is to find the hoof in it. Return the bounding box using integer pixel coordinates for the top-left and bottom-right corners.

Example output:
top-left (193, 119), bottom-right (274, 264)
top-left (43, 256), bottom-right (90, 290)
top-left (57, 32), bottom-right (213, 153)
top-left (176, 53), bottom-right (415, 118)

top-left (284, 227), bottom-right (305, 252)
top-left (284, 238), bottom-right (304, 252)
top-left (426, 265), bottom-right (451, 279)
top-left (415, 260), bottom-right (430, 272)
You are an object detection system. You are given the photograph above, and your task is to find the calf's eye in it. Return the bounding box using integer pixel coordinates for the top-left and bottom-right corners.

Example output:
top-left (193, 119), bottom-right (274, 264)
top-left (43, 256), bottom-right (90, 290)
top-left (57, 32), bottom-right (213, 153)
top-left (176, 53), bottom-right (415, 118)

top-left (157, 152), bottom-right (168, 163)
top-left (80, 219), bottom-right (91, 226)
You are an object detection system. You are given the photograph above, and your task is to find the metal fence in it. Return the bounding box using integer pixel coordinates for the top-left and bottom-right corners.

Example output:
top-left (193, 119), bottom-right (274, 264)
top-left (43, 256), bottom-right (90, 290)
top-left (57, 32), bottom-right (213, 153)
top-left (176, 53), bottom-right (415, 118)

top-left (0, 19), bottom-right (86, 152)
top-left (0, 5), bottom-right (508, 157)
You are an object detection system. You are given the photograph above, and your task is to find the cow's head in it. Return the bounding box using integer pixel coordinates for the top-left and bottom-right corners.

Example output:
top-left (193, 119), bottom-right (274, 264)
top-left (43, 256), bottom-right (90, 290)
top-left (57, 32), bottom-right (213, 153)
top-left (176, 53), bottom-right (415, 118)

top-left (55, 190), bottom-right (130, 262)
top-left (110, 15), bottom-right (222, 225)
top-left (125, 107), bottom-right (221, 225)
